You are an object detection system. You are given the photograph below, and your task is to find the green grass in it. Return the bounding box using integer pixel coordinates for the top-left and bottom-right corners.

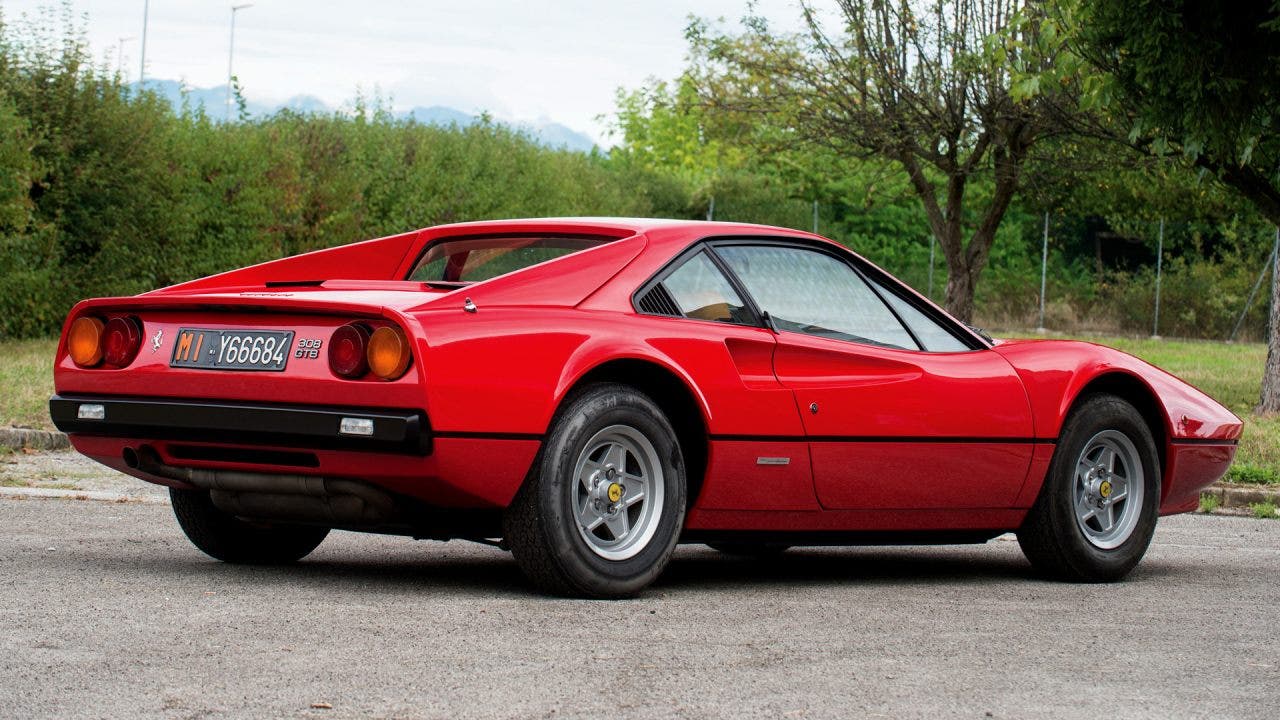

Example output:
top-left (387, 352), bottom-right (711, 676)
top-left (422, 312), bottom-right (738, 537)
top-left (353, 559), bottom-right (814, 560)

top-left (2, 332), bottom-right (1278, 482)
top-left (1224, 463), bottom-right (1280, 485)
top-left (0, 338), bottom-right (56, 431)
top-left (1198, 493), bottom-right (1221, 513)
top-left (1249, 501), bottom-right (1278, 519)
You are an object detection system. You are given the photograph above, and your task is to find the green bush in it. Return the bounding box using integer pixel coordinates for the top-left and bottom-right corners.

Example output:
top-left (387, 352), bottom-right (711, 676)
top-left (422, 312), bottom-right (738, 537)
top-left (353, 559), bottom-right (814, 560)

top-left (0, 15), bottom-right (670, 338)
top-left (1096, 253), bottom-right (1269, 340)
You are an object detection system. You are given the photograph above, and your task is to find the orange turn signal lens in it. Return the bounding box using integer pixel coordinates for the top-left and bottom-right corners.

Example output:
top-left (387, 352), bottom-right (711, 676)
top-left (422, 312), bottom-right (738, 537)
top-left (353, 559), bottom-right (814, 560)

top-left (68, 316), bottom-right (105, 368)
top-left (366, 326), bottom-right (411, 381)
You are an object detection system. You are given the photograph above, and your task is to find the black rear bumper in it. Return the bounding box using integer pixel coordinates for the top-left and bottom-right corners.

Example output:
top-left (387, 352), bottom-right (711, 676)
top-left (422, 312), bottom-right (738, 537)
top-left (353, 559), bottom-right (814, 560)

top-left (49, 395), bottom-right (430, 455)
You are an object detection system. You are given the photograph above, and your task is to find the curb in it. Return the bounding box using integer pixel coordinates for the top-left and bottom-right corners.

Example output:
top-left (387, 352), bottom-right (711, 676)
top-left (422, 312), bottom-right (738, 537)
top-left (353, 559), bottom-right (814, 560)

top-left (0, 487), bottom-right (168, 504)
top-left (0, 427), bottom-right (69, 452)
top-left (1202, 483), bottom-right (1280, 509)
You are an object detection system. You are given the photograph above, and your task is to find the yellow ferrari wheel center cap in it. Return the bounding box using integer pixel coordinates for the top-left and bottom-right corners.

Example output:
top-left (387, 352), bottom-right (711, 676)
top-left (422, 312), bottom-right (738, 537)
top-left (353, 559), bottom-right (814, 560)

top-left (1099, 480), bottom-right (1113, 499)
top-left (607, 483), bottom-right (623, 503)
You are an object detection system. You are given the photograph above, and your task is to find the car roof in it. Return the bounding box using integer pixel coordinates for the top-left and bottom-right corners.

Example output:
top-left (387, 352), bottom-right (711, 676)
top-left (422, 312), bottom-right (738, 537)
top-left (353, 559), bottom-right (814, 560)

top-left (420, 217), bottom-right (837, 255)
top-left (426, 217), bottom-right (779, 233)
top-left (425, 216), bottom-right (835, 239)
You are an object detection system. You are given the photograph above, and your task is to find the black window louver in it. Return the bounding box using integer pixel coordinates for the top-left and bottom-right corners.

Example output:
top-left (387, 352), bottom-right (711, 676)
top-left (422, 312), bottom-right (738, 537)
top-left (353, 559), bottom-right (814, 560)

top-left (637, 283), bottom-right (682, 317)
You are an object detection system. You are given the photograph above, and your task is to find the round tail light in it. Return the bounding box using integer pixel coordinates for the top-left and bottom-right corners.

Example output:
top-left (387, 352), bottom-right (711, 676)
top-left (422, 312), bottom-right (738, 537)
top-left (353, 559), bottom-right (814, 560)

top-left (367, 326), bottom-right (411, 380)
top-left (329, 323), bottom-right (370, 378)
top-left (103, 316), bottom-right (143, 367)
top-left (68, 316), bottom-right (105, 368)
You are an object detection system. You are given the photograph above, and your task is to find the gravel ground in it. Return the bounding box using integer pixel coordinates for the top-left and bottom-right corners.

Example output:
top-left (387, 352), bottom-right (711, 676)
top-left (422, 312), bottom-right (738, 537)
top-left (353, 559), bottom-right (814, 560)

top-left (0, 449), bottom-right (167, 499)
top-left (0, 490), bottom-right (1277, 720)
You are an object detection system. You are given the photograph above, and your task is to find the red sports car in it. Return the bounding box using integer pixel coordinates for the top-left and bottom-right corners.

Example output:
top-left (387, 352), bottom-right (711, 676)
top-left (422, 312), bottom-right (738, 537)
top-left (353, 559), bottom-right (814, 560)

top-left (51, 218), bottom-right (1241, 597)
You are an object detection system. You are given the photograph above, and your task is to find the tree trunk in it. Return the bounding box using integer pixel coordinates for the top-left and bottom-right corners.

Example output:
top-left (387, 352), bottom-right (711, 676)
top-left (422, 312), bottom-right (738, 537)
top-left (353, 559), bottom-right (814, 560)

top-left (1259, 230), bottom-right (1280, 413)
top-left (944, 265), bottom-right (977, 323)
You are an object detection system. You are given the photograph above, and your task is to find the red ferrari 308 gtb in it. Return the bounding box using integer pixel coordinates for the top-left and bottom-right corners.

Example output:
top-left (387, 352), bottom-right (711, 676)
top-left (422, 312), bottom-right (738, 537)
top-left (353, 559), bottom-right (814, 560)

top-left (51, 218), bottom-right (1241, 597)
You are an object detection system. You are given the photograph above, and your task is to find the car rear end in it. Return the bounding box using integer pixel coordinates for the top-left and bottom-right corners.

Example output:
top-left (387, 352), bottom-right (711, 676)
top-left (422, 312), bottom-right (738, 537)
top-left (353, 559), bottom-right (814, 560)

top-left (50, 289), bottom-right (536, 538)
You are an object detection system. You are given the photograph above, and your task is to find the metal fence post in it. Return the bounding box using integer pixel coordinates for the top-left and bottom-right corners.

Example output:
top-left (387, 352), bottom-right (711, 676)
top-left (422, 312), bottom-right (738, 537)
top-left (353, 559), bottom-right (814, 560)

top-left (1152, 218), bottom-right (1164, 338)
top-left (706, 196), bottom-right (715, 222)
top-left (1038, 212), bottom-right (1049, 332)
top-left (812, 199), bottom-right (819, 235)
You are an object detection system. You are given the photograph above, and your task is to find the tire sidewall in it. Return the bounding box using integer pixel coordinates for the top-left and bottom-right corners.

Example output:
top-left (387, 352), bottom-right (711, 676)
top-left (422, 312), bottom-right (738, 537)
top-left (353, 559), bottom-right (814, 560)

top-left (537, 386), bottom-right (686, 594)
top-left (170, 487), bottom-right (328, 564)
top-left (1048, 395), bottom-right (1160, 579)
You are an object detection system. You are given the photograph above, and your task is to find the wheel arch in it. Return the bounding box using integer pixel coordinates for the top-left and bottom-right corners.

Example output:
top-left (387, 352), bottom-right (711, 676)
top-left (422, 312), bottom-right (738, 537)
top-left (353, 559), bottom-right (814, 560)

top-left (1065, 371), bottom-right (1170, 500)
top-left (554, 357), bottom-right (710, 511)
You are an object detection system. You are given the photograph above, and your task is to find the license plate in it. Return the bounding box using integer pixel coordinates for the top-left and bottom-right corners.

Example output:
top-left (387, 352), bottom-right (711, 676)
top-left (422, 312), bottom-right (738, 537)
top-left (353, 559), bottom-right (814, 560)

top-left (169, 328), bottom-right (295, 372)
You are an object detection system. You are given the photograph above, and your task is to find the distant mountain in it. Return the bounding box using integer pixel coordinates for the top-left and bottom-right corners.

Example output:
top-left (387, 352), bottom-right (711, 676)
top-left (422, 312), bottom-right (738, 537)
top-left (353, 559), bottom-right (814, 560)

top-left (405, 105), bottom-right (475, 127)
top-left (278, 94), bottom-right (329, 114)
top-left (134, 80), bottom-right (598, 152)
top-left (525, 119), bottom-right (597, 153)
top-left (137, 79), bottom-right (237, 117)
top-left (402, 106), bottom-right (596, 152)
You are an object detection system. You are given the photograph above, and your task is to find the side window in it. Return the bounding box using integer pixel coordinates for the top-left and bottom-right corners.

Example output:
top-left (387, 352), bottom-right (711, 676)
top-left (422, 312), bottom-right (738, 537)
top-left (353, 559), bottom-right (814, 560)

top-left (869, 278), bottom-right (972, 352)
top-left (636, 251), bottom-right (750, 324)
top-left (716, 245), bottom-right (918, 350)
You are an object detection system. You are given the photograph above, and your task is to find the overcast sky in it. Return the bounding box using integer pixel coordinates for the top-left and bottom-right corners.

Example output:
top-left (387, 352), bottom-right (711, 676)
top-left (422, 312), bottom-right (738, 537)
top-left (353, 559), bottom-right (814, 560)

top-left (0, 0), bottom-right (806, 144)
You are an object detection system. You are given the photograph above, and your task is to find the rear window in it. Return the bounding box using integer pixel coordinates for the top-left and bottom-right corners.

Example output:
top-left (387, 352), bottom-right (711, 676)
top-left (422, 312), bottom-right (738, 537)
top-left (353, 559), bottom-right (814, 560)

top-left (407, 235), bottom-right (615, 283)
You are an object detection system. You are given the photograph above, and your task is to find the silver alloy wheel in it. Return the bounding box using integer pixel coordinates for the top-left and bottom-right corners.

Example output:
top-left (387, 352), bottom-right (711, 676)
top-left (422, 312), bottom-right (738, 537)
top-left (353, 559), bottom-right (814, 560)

top-left (1073, 429), bottom-right (1145, 550)
top-left (571, 424), bottom-right (665, 561)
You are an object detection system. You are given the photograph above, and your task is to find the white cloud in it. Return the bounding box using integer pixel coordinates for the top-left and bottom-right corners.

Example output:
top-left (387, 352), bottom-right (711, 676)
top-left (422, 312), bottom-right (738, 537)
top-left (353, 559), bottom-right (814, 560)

top-left (0, 0), bottom-right (807, 144)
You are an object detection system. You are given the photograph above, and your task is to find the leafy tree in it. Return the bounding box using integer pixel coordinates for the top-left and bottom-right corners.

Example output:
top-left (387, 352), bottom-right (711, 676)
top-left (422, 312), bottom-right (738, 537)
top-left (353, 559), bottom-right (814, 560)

top-left (0, 90), bottom-right (37, 235)
top-left (1060, 0), bottom-right (1280, 410)
top-left (607, 76), bottom-right (744, 186)
top-left (684, 0), bottom-right (1068, 321)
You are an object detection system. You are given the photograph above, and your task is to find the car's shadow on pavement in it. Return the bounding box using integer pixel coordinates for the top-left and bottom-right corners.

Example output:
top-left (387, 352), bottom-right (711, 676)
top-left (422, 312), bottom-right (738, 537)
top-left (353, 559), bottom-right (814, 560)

top-left (73, 540), bottom-right (1055, 595)
top-left (195, 552), bottom-right (533, 598)
top-left (658, 545), bottom-right (1034, 591)
top-left (72, 540), bottom-right (1181, 597)
top-left (659, 544), bottom-right (1185, 591)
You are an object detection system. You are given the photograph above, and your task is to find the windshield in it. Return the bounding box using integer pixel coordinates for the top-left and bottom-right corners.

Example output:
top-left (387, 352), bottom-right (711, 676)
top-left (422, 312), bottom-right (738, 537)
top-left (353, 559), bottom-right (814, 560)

top-left (407, 235), bottom-right (615, 283)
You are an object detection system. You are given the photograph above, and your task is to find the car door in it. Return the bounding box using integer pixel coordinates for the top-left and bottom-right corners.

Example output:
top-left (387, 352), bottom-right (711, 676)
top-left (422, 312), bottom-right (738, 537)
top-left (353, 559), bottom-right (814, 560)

top-left (631, 247), bottom-right (817, 512)
top-left (712, 241), bottom-right (1035, 511)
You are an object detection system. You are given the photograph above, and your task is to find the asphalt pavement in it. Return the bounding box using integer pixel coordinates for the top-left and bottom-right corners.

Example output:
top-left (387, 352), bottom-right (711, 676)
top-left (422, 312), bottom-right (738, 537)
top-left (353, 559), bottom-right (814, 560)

top-left (0, 495), bottom-right (1277, 719)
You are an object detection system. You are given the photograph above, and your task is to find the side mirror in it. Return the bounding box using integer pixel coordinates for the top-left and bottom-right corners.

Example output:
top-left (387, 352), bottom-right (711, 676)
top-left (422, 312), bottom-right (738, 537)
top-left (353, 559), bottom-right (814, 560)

top-left (761, 311), bottom-right (780, 334)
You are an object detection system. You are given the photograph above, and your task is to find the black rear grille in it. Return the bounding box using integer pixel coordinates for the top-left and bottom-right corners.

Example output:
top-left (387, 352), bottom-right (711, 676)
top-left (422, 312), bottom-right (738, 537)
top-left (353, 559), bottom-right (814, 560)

top-left (636, 283), bottom-right (682, 317)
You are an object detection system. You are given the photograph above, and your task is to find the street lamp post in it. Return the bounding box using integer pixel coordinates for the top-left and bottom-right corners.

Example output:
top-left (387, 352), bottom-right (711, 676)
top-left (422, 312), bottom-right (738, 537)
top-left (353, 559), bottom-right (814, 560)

top-left (138, 0), bottom-right (149, 83)
top-left (226, 3), bottom-right (254, 121)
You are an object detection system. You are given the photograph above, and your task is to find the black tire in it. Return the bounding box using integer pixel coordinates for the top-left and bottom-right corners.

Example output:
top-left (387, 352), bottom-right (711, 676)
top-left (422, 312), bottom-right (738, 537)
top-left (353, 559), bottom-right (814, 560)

top-left (707, 542), bottom-right (791, 557)
top-left (1017, 394), bottom-right (1160, 582)
top-left (503, 383), bottom-right (687, 598)
top-left (169, 487), bottom-right (329, 564)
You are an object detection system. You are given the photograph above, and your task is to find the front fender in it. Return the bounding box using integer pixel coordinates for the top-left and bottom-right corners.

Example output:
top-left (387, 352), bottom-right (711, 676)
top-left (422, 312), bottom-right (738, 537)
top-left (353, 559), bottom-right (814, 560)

top-left (993, 339), bottom-right (1241, 442)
